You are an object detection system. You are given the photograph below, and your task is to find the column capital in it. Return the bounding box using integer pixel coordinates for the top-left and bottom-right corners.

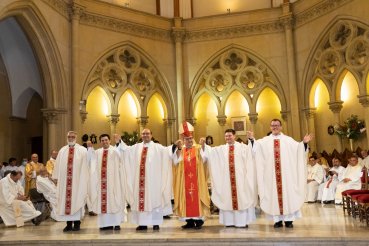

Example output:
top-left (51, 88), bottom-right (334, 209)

top-left (41, 108), bottom-right (67, 124)
top-left (358, 95), bottom-right (369, 107)
top-left (328, 101), bottom-right (344, 113)
top-left (107, 114), bottom-right (120, 125)
top-left (302, 107), bottom-right (317, 119)
top-left (137, 116), bottom-right (149, 127)
top-left (164, 118), bottom-right (176, 127)
top-left (248, 113), bottom-right (258, 124)
top-left (217, 115), bottom-right (227, 126)
top-left (69, 3), bottom-right (85, 21)
top-left (279, 13), bottom-right (294, 30)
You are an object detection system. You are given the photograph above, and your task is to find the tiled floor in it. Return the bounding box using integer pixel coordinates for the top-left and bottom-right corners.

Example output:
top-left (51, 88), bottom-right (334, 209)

top-left (0, 203), bottom-right (368, 245)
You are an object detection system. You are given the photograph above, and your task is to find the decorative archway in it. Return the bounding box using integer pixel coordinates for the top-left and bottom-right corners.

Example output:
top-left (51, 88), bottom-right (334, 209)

top-left (190, 44), bottom-right (287, 132)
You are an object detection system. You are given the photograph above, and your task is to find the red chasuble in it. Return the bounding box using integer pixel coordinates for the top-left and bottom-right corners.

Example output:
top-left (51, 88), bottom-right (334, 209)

top-left (65, 146), bottom-right (74, 215)
top-left (274, 139), bottom-right (283, 215)
top-left (101, 149), bottom-right (108, 214)
top-left (184, 147), bottom-right (200, 217)
top-left (228, 145), bottom-right (238, 210)
top-left (138, 146), bottom-right (148, 212)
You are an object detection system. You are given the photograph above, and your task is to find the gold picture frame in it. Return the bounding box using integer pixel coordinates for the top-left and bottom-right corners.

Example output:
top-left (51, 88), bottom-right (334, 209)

top-left (231, 116), bottom-right (247, 135)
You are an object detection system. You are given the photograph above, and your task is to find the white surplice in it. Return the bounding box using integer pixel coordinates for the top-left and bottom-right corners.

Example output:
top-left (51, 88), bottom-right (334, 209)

top-left (88, 145), bottom-right (126, 227)
top-left (335, 164), bottom-right (362, 203)
top-left (254, 133), bottom-right (308, 222)
top-left (117, 141), bottom-right (173, 226)
top-left (36, 175), bottom-right (60, 220)
top-left (0, 174), bottom-right (41, 226)
top-left (318, 166), bottom-right (346, 202)
top-left (52, 144), bottom-right (89, 221)
top-left (305, 164), bottom-right (324, 202)
top-left (202, 142), bottom-right (257, 226)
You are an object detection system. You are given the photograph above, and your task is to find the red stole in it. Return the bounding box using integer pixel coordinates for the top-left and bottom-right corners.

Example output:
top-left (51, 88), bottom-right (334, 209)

top-left (139, 146), bottom-right (148, 212)
top-left (274, 139), bottom-right (284, 215)
top-left (228, 145), bottom-right (238, 210)
top-left (65, 146), bottom-right (74, 215)
top-left (101, 149), bottom-right (108, 214)
top-left (184, 147), bottom-right (200, 217)
top-left (326, 178), bottom-right (333, 188)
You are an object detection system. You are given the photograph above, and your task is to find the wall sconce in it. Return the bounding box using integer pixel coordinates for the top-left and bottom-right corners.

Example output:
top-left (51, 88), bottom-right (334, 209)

top-left (227, 8), bottom-right (231, 14)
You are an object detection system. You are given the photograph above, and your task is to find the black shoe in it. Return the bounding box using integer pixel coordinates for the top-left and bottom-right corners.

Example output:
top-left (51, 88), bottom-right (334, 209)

top-left (163, 215), bottom-right (171, 219)
top-left (273, 221), bottom-right (283, 228)
top-left (236, 225), bottom-right (248, 228)
top-left (194, 220), bottom-right (204, 229)
top-left (225, 225), bottom-right (235, 228)
top-left (114, 226), bottom-right (121, 230)
top-left (284, 221), bottom-right (293, 228)
top-left (181, 219), bottom-right (195, 229)
top-left (72, 221), bottom-right (81, 231)
top-left (136, 225), bottom-right (148, 231)
top-left (153, 225), bottom-right (160, 231)
top-left (63, 221), bottom-right (73, 232)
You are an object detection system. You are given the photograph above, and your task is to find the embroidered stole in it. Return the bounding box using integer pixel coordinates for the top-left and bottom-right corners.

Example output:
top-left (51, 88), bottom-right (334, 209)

top-left (184, 147), bottom-right (200, 217)
top-left (101, 149), bottom-right (108, 213)
top-left (65, 146), bottom-right (75, 215)
top-left (139, 146), bottom-right (148, 212)
top-left (228, 145), bottom-right (238, 210)
top-left (274, 139), bottom-right (283, 215)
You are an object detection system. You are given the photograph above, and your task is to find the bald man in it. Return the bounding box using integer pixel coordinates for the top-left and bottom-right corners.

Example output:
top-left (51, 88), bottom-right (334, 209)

top-left (45, 150), bottom-right (58, 176)
top-left (25, 154), bottom-right (44, 197)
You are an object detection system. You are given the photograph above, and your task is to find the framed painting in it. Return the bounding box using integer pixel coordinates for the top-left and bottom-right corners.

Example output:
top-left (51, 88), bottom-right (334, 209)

top-left (231, 116), bottom-right (247, 135)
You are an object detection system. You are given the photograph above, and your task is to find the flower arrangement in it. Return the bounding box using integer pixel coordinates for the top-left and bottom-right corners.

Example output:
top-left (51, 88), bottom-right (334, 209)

top-left (121, 131), bottom-right (139, 146)
top-left (334, 114), bottom-right (366, 140)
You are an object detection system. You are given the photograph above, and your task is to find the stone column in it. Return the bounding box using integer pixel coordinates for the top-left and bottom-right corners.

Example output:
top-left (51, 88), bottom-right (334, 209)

top-left (248, 113), bottom-right (258, 134)
top-left (280, 4), bottom-right (300, 139)
top-left (42, 108), bottom-right (66, 157)
top-left (108, 114), bottom-right (120, 137)
top-left (172, 18), bottom-right (186, 127)
top-left (328, 101), bottom-right (343, 152)
top-left (70, 4), bottom-right (84, 131)
top-left (302, 108), bottom-right (317, 152)
top-left (280, 110), bottom-right (289, 135)
top-left (164, 118), bottom-right (176, 145)
top-left (137, 116), bottom-right (149, 134)
top-left (358, 95), bottom-right (369, 148)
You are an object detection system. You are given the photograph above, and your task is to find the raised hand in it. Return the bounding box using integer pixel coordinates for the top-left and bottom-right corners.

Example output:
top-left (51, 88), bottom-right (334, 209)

top-left (303, 133), bottom-right (313, 143)
top-left (175, 139), bottom-right (183, 150)
top-left (199, 137), bottom-right (206, 147)
top-left (114, 133), bottom-right (121, 143)
top-left (246, 131), bottom-right (254, 139)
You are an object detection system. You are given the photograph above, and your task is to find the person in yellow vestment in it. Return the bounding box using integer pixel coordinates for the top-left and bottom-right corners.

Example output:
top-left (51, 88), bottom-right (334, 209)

top-left (25, 154), bottom-right (44, 197)
top-left (173, 122), bottom-right (210, 230)
top-left (45, 150), bottom-right (58, 176)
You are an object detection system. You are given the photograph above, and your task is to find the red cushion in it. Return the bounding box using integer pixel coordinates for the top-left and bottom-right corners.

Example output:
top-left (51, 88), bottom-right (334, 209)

top-left (346, 190), bottom-right (369, 196)
top-left (357, 194), bottom-right (369, 203)
top-left (342, 189), bottom-right (356, 196)
top-left (351, 194), bottom-right (365, 200)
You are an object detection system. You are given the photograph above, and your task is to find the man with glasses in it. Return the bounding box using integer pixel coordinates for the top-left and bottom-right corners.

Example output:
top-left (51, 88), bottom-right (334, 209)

top-left (52, 131), bottom-right (89, 232)
top-left (251, 119), bottom-right (312, 229)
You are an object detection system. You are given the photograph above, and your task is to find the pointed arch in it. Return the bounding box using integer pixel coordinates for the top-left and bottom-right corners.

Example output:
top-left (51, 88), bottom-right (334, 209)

top-left (309, 77), bottom-right (330, 108)
top-left (82, 41), bottom-right (175, 122)
top-left (302, 16), bottom-right (369, 108)
top-left (189, 44), bottom-right (287, 118)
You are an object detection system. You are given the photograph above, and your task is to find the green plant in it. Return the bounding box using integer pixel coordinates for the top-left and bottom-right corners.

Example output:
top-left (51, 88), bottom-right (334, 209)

top-left (121, 131), bottom-right (139, 145)
top-left (334, 114), bottom-right (366, 140)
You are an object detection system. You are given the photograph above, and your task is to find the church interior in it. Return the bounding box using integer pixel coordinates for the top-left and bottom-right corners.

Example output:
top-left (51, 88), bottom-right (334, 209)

top-left (1, 0), bottom-right (369, 245)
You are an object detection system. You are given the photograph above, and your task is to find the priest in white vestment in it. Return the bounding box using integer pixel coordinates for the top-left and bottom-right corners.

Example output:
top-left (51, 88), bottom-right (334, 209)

top-left (115, 129), bottom-right (173, 231)
top-left (335, 155), bottom-right (362, 204)
top-left (305, 156), bottom-right (324, 203)
top-left (252, 119), bottom-right (312, 228)
top-left (359, 150), bottom-right (369, 168)
top-left (0, 171), bottom-right (41, 227)
top-left (201, 128), bottom-right (256, 228)
top-left (88, 134), bottom-right (126, 230)
top-left (52, 131), bottom-right (89, 232)
top-left (318, 157), bottom-right (346, 204)
top-left (36, 167), bottom-right (59, 220)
